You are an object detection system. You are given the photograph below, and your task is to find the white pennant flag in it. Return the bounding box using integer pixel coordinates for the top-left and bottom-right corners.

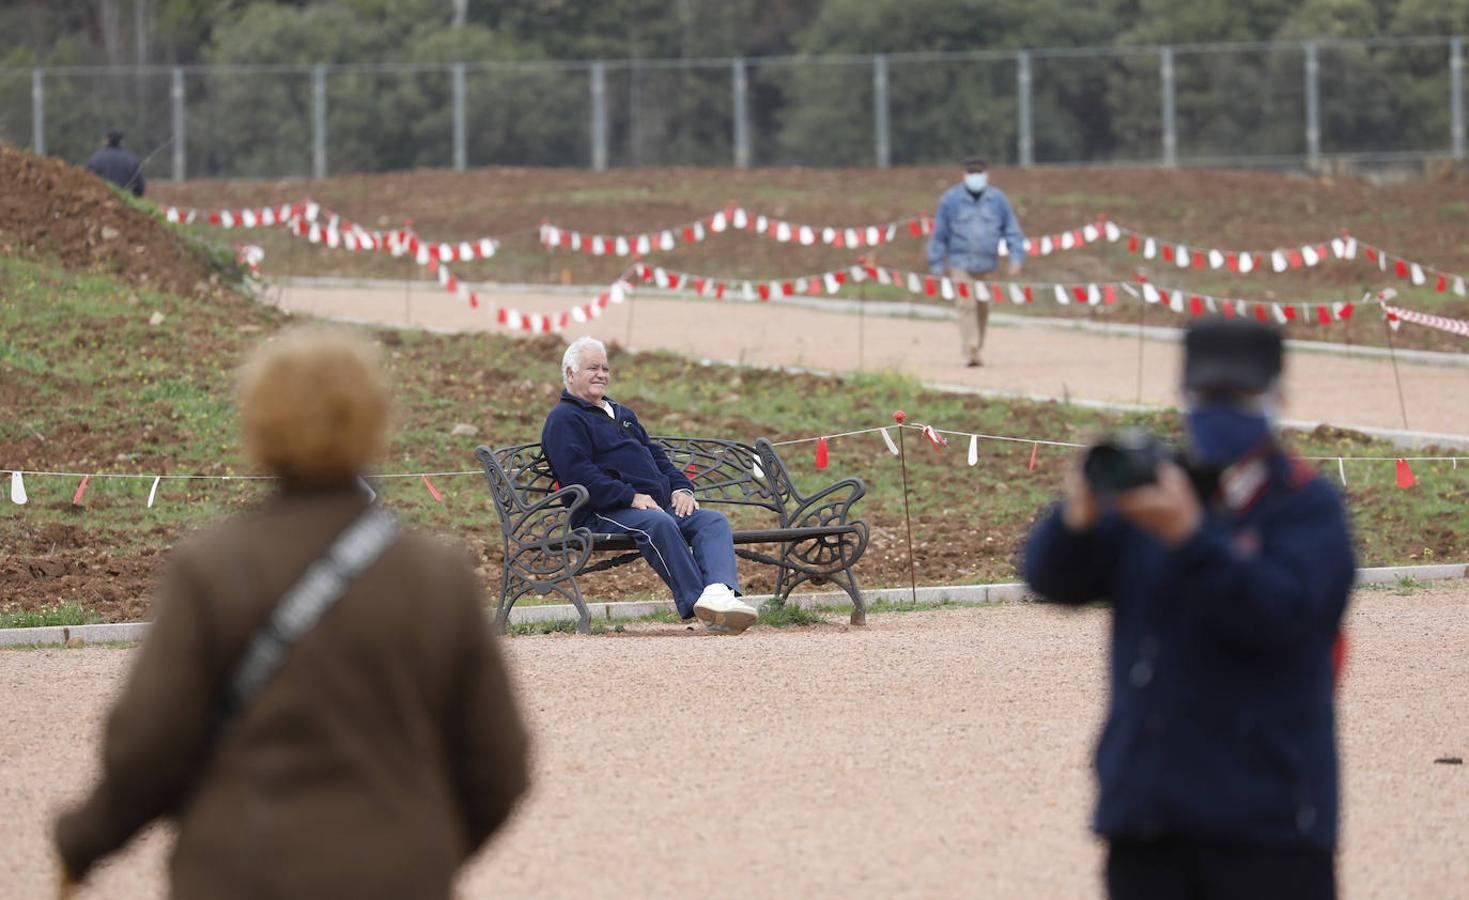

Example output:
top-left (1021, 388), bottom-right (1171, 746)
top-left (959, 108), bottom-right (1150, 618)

top-left (940, 277), bottom-right (955, 300)
top-left (798, 225), bottom-right (815, 246)
top-left (821, 227), bottom-right (836, 245)
top-left (9, 471), bottom-right (26, 505)
top-left (615, 236), bottom-right (630, 256)
top-left (305, 201), bottom-right (320, 221)
top-left (845, 228), bottom-right (860, 247)
top-left (660, 230), bottom-right (675, 251)
top-left (1272, 250), bottom-right (1288, 272)
top-left (654, 268), bottom-right (669, 288)
top-left (1009, 284), bottom-right (1025, 304)
top-left (1041, 235), bottom-right (1054, 255)
top-left (997, 240), bottom-right (1010, 258)
top-left (776, 222), bottom-right (792, 243)
top-left (1144, 238), bottom-right (1157, 259)
top-left (711, 211), bottom-right (727, 232)
top-left (1175, 245), bottom-right (1190, 268)
top-left (146, 475), bottom-right (161, 508)
top-left (221, 210), bottom-right (235, 229)
top-left (880, 428), bottom-right (900, 456)
top-left (1060, 232), bottom-right (1075, 250)
top-left (1083, 224), bottom-right (1099, 242)
top-left (967, 434), bottom-right (979, 466)
top-left (1302, 245), bottom-right (1320, 266)
top-left (1411, 263), bottom-right (1426, 286)
top-left (1169, 291), bottom-right (1185, 313)
top-left (692, 222), bottom-right (706, 241)
top-left (636, 235), bottom-right (652, 255)
top-left (1239, 252), bottom-right (1255, 273)
top-left (824, 272), bottom-right (840, 294)
top-left (610, 282), bottom-right (627, 304)
top-left (1331, 238), bottom-right (1346, 258)
top-left (973, 281), bottom-right (991, 302)
top-left (1104, 221), bottom-right (1121, 241)
top-left (1272, 304), bottom-right (1288, 324)
top-left (866, 226), bottom-right (881, 245)
top-left (1142, 283), bottom-right (1161, 304)
top-left (571, 306), bottom-right (587, 323)
top-left (1344, 237), bottom-right (1357, 259)
top-left (1087, 283), bottom-right (1102, 305)
top-left (1455, 277), bottom-right (1467, 297)
top-left (1054, 285), bottom-right (1070, 305)
top-left (732, 208), bottom-right (748, 229)
top-left (906, 272), bottom-right (922, 294)
top-left (1209, 249), bottom-right (1225, 270)
top-left (241, 209), bottom-right (258, 228)
top-left (755, 215), bottom-right (769, 234)
top-left (741, 281), bottom-right (756, 301)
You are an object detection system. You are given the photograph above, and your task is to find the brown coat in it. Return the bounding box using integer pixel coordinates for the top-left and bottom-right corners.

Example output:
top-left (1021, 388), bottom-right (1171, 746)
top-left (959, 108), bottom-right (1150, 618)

top-left (55, 485), bottom-right (530, 898)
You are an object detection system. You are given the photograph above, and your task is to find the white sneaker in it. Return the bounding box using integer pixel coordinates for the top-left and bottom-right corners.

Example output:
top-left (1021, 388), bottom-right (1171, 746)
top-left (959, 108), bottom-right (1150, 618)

top-left (692, 584), bottom-right (757, 634)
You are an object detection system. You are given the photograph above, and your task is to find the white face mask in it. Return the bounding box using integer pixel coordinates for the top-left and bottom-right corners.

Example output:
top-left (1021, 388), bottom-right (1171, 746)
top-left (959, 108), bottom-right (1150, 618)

top-left (963, 172), bottom-right (989, 192)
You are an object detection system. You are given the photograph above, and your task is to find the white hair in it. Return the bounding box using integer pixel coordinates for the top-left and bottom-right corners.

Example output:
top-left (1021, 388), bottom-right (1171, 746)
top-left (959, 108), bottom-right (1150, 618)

top-left (562, 336), bottom-right (607, 389)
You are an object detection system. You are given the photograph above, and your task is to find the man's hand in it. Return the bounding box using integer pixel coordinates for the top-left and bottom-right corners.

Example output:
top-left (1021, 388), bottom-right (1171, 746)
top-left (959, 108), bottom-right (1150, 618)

top-left (1112, 462), bottom-right (1203, 547)
top-left (631, 493), bottom-right (659, 510)
top-left (1061, 458), bottom-right (1101, 533)
top-left (671, 490), bottom-right (699, 517)
top-left (1008, 262), bottom-right (1023, 277)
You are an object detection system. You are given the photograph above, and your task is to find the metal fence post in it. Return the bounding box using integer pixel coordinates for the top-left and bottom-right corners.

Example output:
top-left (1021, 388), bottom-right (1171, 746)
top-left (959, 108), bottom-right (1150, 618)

top-left (171, 67), bottom-right (186, 181)
top-left (452, 63), bottom-right (467, 171)
top-left (873, 54), bottom-right (891, 168)
top-left (1160, 46), bottom-right (1177, 167)
top-left (311, 64), bottom-right (327, 178)
top-left (732, 58), bottom-right (750, 169)
top-left (1016, 51), bottom-right (1033, 167)
top-left (31, 68), bottom-right (44, 155)
top-left (1452, 37), bottom-right (1465, 161)
top-left (590, 61), bottom-right (608, 171)
top-left (1304, 41), bottom-right (1321, 167)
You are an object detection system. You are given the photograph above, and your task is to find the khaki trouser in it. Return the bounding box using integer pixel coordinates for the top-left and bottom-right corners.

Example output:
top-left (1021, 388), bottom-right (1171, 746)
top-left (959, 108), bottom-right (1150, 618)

top-left (948, 268), bottom-right (993, 365)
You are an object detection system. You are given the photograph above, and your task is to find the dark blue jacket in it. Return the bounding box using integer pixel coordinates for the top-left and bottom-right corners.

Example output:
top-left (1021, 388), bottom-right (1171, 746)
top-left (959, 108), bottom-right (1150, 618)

top-left (541, 390), bottom-right (693, 526)
top-left (1022, 449), bottom-right (1354, 849)
top-left (85, 145), bottom-right (145, 196)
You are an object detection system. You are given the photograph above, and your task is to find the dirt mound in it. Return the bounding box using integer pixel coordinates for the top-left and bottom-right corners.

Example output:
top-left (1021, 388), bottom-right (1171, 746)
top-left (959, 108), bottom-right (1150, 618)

top-left (0, 142), bottom-right (223, 297)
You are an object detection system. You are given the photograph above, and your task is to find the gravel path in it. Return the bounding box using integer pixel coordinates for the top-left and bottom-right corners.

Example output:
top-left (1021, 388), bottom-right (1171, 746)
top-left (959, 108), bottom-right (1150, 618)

top-left (2, 583), bottom-right (1464, 898)
top-left (278, 285), bottom-right (1469, 439)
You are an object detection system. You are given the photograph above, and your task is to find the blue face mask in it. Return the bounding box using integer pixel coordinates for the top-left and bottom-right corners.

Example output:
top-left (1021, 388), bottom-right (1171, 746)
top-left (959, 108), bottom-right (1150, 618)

top-left (1185, 404), bottom-right (1273, 467)
top-left (963, 172), bottom-right (989, 192)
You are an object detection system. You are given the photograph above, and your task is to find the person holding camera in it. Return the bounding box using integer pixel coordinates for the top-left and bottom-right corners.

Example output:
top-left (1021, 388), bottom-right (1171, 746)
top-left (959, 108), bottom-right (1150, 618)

top-left (1022, 319), bottom-right (1354, 900)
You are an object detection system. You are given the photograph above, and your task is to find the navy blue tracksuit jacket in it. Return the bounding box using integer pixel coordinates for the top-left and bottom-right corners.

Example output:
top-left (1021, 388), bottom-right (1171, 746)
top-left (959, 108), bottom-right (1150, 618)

top-left (1023, 448), bottom-right (1355, 849)
top-left (85, 145), bottom-right (145, 196)
top-left (541, 390), bottom-right (693, 527)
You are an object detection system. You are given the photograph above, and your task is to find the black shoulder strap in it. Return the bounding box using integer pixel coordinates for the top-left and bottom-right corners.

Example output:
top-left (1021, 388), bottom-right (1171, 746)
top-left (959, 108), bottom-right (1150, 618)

top-left (222, 505), bottom-right (399, 718)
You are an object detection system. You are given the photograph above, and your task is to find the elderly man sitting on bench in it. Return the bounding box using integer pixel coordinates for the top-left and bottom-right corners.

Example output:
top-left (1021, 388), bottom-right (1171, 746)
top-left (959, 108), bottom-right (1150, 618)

top-left (541, 336), bottom-right (759, 634)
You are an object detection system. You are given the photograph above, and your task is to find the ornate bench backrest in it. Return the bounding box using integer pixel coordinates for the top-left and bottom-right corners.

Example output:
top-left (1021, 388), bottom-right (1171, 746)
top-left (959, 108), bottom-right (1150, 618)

top-left (477, 437), bottom-right (786, 519)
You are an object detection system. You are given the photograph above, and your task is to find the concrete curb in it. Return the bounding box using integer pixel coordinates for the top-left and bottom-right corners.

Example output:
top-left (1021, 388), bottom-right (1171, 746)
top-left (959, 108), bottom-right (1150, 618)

top-left (3, 563), bottom-right (1463, 647)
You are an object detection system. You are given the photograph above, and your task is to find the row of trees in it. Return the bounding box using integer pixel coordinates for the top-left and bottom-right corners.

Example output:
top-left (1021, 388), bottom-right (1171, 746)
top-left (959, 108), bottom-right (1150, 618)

top-left (2, 0), bottom-right (1466, 175)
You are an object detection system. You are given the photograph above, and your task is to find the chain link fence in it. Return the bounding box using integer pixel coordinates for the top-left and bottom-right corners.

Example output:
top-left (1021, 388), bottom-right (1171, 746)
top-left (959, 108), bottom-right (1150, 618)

top-left (3, 38), bottom-right (1463, 180)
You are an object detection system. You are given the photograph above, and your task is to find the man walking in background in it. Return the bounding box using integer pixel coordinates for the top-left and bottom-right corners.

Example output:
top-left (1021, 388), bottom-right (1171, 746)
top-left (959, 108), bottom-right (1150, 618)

top-left (85, 129), bottom-right (145, 197)
top-left (927, 156), bottom-right (1024, 367)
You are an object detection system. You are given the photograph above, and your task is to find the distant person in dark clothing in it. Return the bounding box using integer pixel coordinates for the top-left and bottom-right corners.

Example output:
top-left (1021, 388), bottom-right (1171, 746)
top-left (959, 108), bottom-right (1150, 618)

top-left (1023, 319), bottom-right (1354, 900)
top-left (84, 129), bottom-right (145, 196)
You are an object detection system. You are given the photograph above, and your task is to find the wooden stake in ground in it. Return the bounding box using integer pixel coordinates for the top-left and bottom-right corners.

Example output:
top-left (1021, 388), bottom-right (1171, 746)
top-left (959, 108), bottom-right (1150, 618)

top-left (1383, 317), bottom-right (1411, 430)
top-left (896, 420), bottom-right (919, 605)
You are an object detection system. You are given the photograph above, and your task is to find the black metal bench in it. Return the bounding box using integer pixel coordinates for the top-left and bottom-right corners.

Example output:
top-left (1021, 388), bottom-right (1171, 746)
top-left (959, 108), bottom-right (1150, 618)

top-left (475, 437), bottom-right (870, 634)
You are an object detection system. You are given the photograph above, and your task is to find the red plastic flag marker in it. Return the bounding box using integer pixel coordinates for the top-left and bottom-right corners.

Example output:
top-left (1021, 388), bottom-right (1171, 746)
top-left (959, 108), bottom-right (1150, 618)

top-left (686, 463), bottom-right (698, 480)
top-left (1437, 274), bottom-right (1448, 293)
top-left (1128, 234), bottom-right (1140, 253)
top-left (422, 474), bottom-right (444, 503)
top-left (922, 425), bottom-right (948, 449)
top-left (1027, 442), bottom-right (1039, 472)
top-left (71, 474), bottom-right (91, 506)
top-left (1394, 259), bottom-right (1410, 278)
top-left (1395, 459), bottom-right (1415, 489)
top-left (815, 437), bottom-right (829, 469)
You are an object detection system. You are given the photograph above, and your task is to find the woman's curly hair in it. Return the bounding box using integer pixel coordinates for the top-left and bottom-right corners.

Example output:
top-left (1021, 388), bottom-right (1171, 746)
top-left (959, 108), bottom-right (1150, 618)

top-left (237, 327), bottom-right (390, 480)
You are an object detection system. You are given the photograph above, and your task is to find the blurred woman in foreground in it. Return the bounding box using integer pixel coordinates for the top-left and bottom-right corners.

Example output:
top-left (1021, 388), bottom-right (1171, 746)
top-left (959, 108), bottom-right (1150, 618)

top-left (55, 327), bottom-right (530, 898)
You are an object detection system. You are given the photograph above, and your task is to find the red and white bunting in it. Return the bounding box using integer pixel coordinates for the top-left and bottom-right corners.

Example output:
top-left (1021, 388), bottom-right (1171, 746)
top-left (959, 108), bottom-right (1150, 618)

top-left (1381, 303), bottom-right (1469, 338)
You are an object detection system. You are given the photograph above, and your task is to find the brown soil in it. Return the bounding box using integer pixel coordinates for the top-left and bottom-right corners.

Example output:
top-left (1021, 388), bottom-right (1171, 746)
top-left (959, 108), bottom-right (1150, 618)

top-left (150, 165), bottom-right (1469, 352)
top-left (0, 143), bottom-right (220, 298)
top-left (6, 583), bottom-right (1465, 897)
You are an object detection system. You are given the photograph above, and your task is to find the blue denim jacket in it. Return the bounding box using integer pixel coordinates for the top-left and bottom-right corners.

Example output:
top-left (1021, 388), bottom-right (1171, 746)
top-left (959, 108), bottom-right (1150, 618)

top-left (926, 184), bottom-right (1026, 275)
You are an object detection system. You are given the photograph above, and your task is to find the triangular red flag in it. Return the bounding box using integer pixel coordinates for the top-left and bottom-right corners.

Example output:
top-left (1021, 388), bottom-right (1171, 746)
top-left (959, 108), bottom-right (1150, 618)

top-left (1395, 459), bottom-right (1415, 489)
top-left (1162, 244), bottom-right (1174, 262)
top-left (72, 474), bottom-right (91, 506)
top-left (1027, 442), bottom-right (1038, 471)
top-left (422, 475), bottom-right (443, 502)
top-left (1394, 259), bottom-right (1410, 278)
top-left (908, 220), bottom-right (923, 238)
top-left (1189, 295), bottom-right (1204, 316)
top-left (1128, 234), bottom-right (1139, 253)
top-left (815, 437), bottom-right (829, 469)
top-left (1437, 274), bottom-right (1448, 292)
top-left (924, 276), bottom-right (938, 297)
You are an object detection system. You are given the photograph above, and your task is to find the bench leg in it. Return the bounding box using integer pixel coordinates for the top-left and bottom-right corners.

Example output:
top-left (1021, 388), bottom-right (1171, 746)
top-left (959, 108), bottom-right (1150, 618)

top-left (497, 569), bottom-right (593, 635)
top-left (832, 568), bottom-right (867, 626)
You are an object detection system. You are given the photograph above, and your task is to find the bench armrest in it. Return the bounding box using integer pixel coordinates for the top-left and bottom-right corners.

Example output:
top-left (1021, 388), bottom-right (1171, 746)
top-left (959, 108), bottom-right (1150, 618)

top-left (754, 437), bottom-right (867, 529)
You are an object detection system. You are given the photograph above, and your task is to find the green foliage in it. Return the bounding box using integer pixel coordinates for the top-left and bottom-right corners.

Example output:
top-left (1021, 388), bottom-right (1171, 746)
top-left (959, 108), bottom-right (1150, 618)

top-left (0, 603), bottom-right (101, 629)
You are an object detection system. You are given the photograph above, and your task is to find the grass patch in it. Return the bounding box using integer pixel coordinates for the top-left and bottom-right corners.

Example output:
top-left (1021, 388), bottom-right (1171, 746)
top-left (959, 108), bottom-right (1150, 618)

top-left (757, 600), bottom-right (828, 628)
top-left (0, 603), bottom-right (102, 629)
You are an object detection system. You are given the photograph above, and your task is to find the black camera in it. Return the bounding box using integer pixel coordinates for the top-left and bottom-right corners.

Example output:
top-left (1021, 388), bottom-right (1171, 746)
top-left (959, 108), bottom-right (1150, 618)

top-left (1083, 429), bottom-right (1219, 498)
